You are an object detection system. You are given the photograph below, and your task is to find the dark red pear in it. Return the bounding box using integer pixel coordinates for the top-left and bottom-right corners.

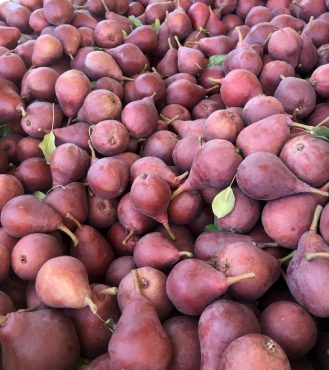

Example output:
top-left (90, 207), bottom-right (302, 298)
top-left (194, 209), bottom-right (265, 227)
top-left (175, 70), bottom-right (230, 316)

top-left (0, 195), bottom-right (78, 245)
top-left (29, 8), bottom-right (50, 33)
top-left (121, 96), bottom-right (158, 139)
top-left (165, 79), bottom-right (206, 110)
top-left (87, 157), bottom-right (129, 200)
top-left (55, 69), bottom-right (91, 119)
top-left (108, 43), bottom-right (150, 77)
top-left (176, 39), bottom-right (208, 76)
top-left (0, 53), bottom-right (26, 83)
top-left (236, 152), bottom-right (329, 201)
top-left (49, 143), bottom-right (90, 186)
top-left (156, 40), bottom-right (178, 77)
top-left (166, 258), bottom-right (255, 315)
top-left (131, 173), bottom-right (175, 239)
top-left (53, 122), bottom-right (90, 151)
top-left (133, 232), bottom-right (192, 270)
top-left (94, 20), bottom-right (124, 48)
top-left (77, 89), bottom-right (122, 125)
top-left (32, 34), bottom-right (63, 67)
top-left (163, 316), bottom-right (201, 370)
top-left (167, 7), bottom-right (192, 39)
top-left (84, 50), bottom-right (123, 81)
top-left (199, 300), bottom-right (261, 370)
top-left (35, 255), bottom-right (96, 311)
top-left (188, 2), bottom-right (210, 30)
top-left (124, 25), bottom-right (157, 54)
top-left (21, 101), bottom-right (63, 139)
top-left (43, 0), bottom-right (74, 25)
top-left (87, 194), bottom-right (118, 230)
top-left (117, 267), bottom-right (173, 321)
top-left (106, 256), bottom-right (136, 287)
top-left (287, 205), bottom-right (329, 317)
top-left (206, 8), bottom-right (228, 36)
top-left (53, 24), bottom-right (81, 60)
top-left (142, 130), bottom-right (178, 165)
top-left (0, 309), bottom-right (80, 370)
top-left (172, 139), bottom-right (242, 198)
top-left (216, 242), bottom-right (281, 301)
top-left (117, 192), bottom-right (156, 245)
top-left (0, 79), bottom-right (26, 124)
top-left (45, 182), bottom-right (88, 230)
top-left (0, 27), bottom-right (21, 49)
top-left (0, 175), bottom-right (24, 211)
top-left (70, 221), bottom-right (115, 282)
top-left (108, 294), bottom-right (172, 370)
top-left (21, 67), bottom-right (59, 102)
top-left (11, 233), bottom-right (64, 281)
top-left (172, 135), bottom-right (204, 173)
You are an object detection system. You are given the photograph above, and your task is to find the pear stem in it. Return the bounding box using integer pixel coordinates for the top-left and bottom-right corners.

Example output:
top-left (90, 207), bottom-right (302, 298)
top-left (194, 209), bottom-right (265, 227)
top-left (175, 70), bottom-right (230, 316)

top-left (88, 140), bottom-right (97, 162)
top-left (17, 305), bottom-right (38, 313)
top-left (0, 315), bottom-right (6, 325)
top-left (309, 188), bottom-right (329, 197)
top-left (256, 242), bottom-right (279, 248)
top-left (163, 223), bottom-right (176, 240)
top-left (226, 272), bottom-right (256, 286)
top-left (290, 122), bottom-right (313, 131)
top-left (236, 26), bottom-right (243, 43)
top-left (206, 85), bottom-right (219, 93)
top-left (164, 114), bottom-right (180, 125)
top-left (100, 0), bottom-right (110, 13)
top-left (174, 35), bottom-right (182, 48)
top-left (278, 251), bottom-right (295, 264)
top-left (131, 269), bottom-right (142, 295)
top-left (68, 52), bottom-right (74, 60)
top-left (65, 213), bottom-right (82, 230)
top-left (175, 171), bottom-right (189, 183)
top-left (168, 37), bottom-right (174, 49)
top-left (208, 77), bottom-right (223, 84)
top-left (17, 105), bottom-right (26, 117)
top-left (84, 296), bottom-right (97, 313)
top-left (315, 116), bottom-right (329, 127)
top-left (305, 252), bottom-right (329, 261)
top-left (58, 224), bottom-right (79, 246)
top-left (97, 287), bottom-right (118, 296)
top-left (310, 204), bottom-right (323, 232)
top-left (178, 251), bottom-right (193, 258)
top-left (122, 76), bottom-right (135, 82)
top-left (122, 229), bottom-right (134, 246)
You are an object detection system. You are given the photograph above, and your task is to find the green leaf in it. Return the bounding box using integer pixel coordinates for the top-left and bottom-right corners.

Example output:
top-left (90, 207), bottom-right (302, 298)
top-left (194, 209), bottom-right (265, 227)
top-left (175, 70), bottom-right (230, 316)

top-left (128, 15), bottom-right (143, 28)
top-left (311, 126), bottom-right (329, 142)
top-left (0, 124), bottom-right (12, 137)
top-left (33, 191), bottom-right (46, 200)
top-left (212, 186), bottom-right (235, 219)
top-left (205, 223), bottom-right (221, 232)
top-left (39, 131), bottom-right (56, 164)
top-left (152, 18), bottom-right (161, 31)
top-left (208, 54), bottom-right (226, 67)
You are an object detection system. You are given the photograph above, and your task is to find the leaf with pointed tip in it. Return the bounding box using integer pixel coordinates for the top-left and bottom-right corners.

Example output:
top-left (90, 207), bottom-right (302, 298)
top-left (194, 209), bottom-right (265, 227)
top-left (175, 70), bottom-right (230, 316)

top-left (128, 15), bottom-right (143, 28)
top-left (33, 191), bottom-right (46, 200)
top-left (212, 186), bottom-right (235, 219)
top-left (0, 124), bottom-right (12, 137)
top-left (208, 54), bottom-right (226, 67)
top-left (39, 131), bottom-right (56, 164)
top-left (152, 18), bottom-right (161, 31)
top-left (311, 126), bottom-right (329, 142)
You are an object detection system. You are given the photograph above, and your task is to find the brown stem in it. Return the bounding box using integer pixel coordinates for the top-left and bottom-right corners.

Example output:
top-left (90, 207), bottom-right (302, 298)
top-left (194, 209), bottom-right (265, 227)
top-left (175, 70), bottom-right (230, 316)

top-left (206, 85), bottom-right (219, 93)
top-left (171, 181), bottom-right (189, 199)
top-left (17, 305), bottom-right (38, 313)
top-left (256, 242), bottom-right (279, 249)
top-left (236, 26), bottom-right (243, 43)
top-left (278, 251), bottom-right (295, 265)
top-left (168, 37), bottom-right (174, 49)
top-left (84, 296), bottom-right (97, 313)
top-left (122, 229), bottom-right (134, 246)
top-left (88, 140), bottom-right (97, 162)
top-left (178, 251), bottom-right (193, 258)
top-left (131, 269), bottom-right (142, 295)
top-left (65, 213), bottom-right (82, 230)
top-left (305, 252), bottom-right (329, 261)
top-left (163, 223), bottom-right (176, 240)
top-left (310, 204), bottom-right (323, 232)
top-left (290, 122), bottom-right (313, 131)
top-left (58, 224), bottom-right (79, 246)
top-left (97, 287), bottom-right (118, 296)
top-left (121, 76), bottom-right (135, 82)
top-left (226, 272), bottom-right (256, 286)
